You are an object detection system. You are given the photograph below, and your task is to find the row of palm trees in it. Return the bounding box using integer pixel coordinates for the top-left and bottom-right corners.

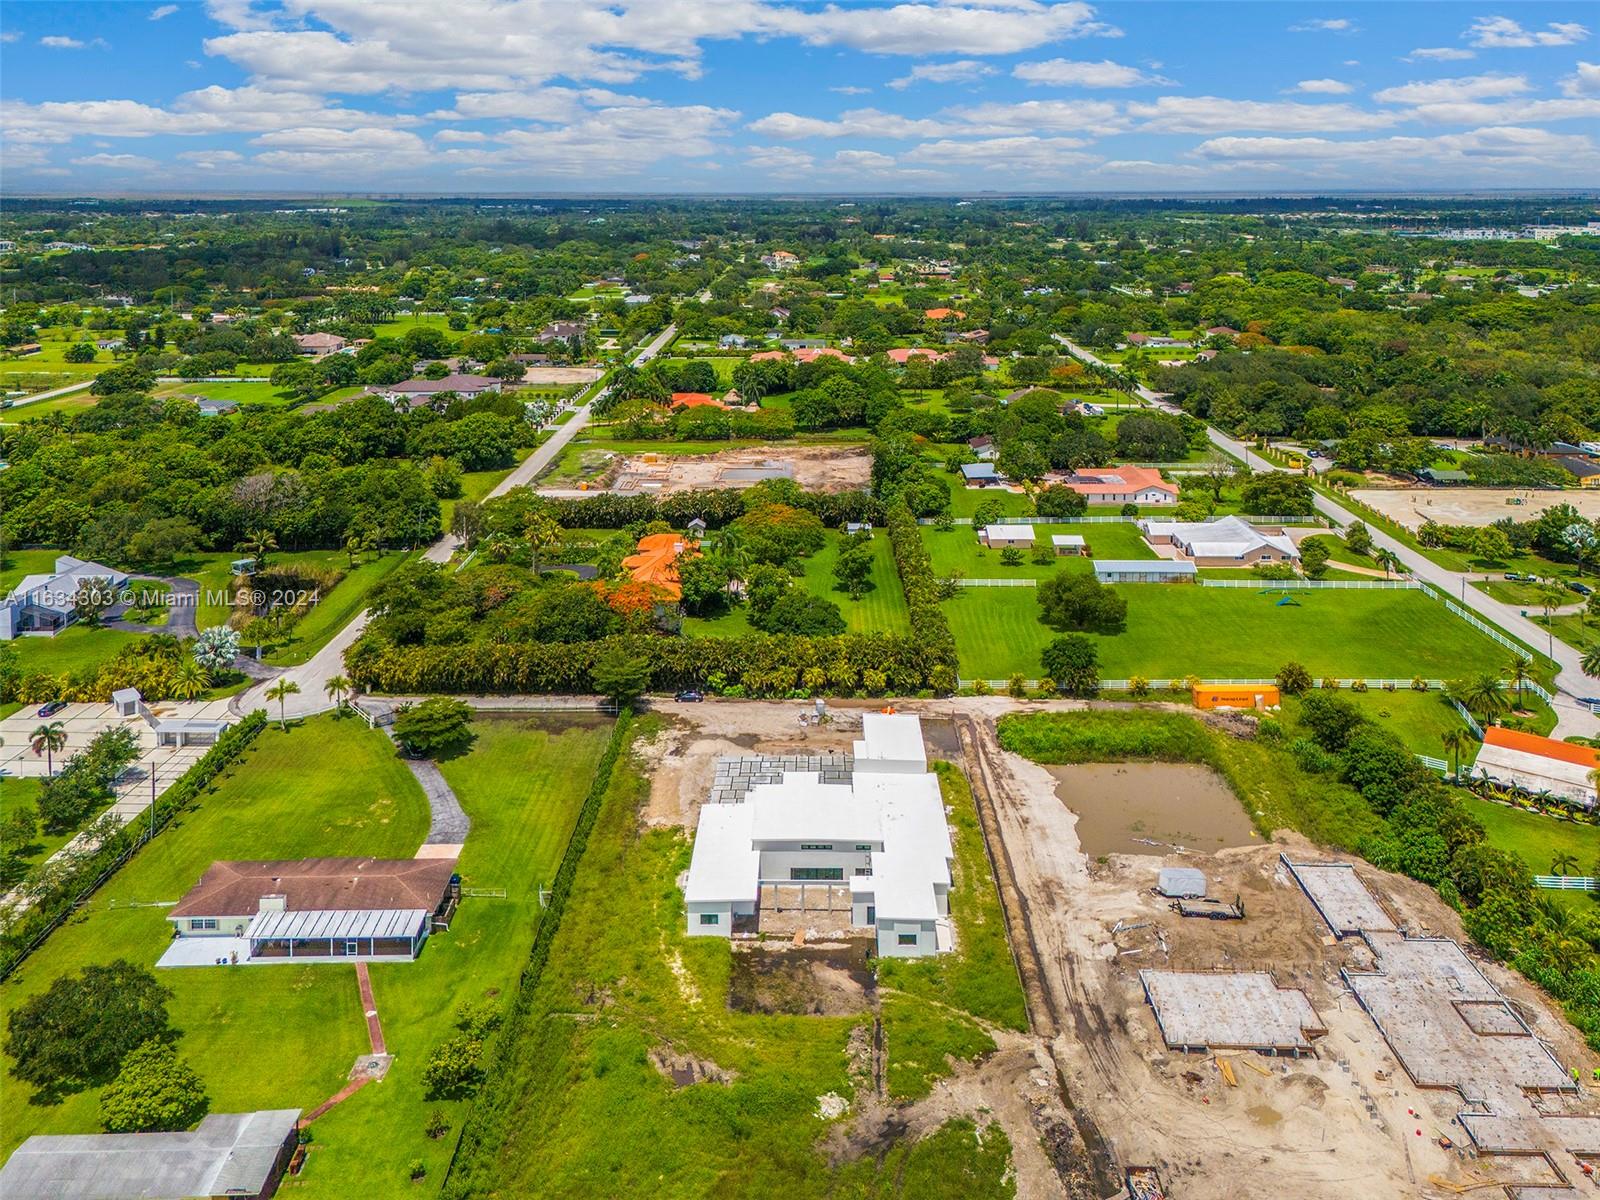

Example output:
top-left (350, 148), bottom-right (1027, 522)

top-left (263, 674), bottom-right (354, 731)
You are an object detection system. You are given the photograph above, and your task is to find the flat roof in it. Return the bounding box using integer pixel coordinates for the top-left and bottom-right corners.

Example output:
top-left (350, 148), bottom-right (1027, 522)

top-left (855, 712), bottom-right (928, 768)
top-left (980, 523), bottom-right (1033, 540)
top-left (685, 802), bottom-right (760, 904)
top-left (749, 775), bottom-right (882, 844)
top-left (1050, 534), bottom-right (1086, 546)
top-left (0, 1110), bottom-right (300, 1200)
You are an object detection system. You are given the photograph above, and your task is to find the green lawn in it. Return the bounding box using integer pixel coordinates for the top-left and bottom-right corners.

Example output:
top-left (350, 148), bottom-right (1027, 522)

top-left (946, 585), bottom-right (1516, 682)
top-left (684, 532), bottom-right (910, 638)
top-left (3, 388), bottom-right (99, 423)
top-left (262, 551), bottom-right (415, 667)
top-left (1462, 796), bottom-right (1600, 879)
top-left (0, 549), bottom-right (61, 594)
top-left (447, 717), bottom-right (1017, 1199)
top-left (10, 625), bottom-right (139, 681)
top-left (922, 522), bottom-right (1151, 580)
top-left (370, 313), bottom-right (458, 341)
top-left (1280, 690), bottom-right (1483, 761)
top-left (0, 712), bottom-right (612, 1200)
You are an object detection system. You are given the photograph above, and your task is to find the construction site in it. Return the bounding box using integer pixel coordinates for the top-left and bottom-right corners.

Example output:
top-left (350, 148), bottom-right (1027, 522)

top-left (538, 444), bottom-right (873, 497)
top-left (642, 697), bottom-right (1600, 1199)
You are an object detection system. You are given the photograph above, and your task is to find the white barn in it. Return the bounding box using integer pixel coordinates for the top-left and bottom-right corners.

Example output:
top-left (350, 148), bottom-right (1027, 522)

top-left (683, 714), bottom-right (955, 958)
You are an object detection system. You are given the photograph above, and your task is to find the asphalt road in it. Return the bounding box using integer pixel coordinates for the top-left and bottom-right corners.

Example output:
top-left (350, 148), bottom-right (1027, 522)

top-left (235, 323), bottom-right (678, 720)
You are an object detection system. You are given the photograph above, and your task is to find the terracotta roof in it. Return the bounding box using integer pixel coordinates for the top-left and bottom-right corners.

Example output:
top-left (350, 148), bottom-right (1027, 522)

top-left (670, 392), bottom-right (723, 408)
top-left (885, 346), bottom-right (945, 364)
top-left (1482, 727), bottom-right (1600, 771)
top-left (749, 347), bottom-right (854, 364)
top-left (170, 858), bottom-right (456, 919)
top-left (1063, 465), bottom-right (1178, 497)
top-left (622, 532), bottom-right (694, 600)
top-left (924, 307), bottom-right (965, 320)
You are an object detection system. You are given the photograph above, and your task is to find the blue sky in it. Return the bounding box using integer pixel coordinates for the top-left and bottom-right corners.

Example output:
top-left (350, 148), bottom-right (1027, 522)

top-left (2, 1), bottom-right (1597, 193)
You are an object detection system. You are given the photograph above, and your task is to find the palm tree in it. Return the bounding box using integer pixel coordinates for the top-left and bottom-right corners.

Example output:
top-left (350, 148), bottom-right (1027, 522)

top-left (343, 529), bottom-right (374, 567)
top-left (1450, 673), bottom-right (1512, 725)
top-left (30, 721), bottom-right (67, 776)
top-left (1374, 549), bottom-right (1403, 579)
top-left (265, 679), bottom-right (301, 731)
top-left (1440, 728), bottom-right (1470, 778)
top-left (172, 658), bottom-right (210, 701)
top-left (325, 674), bottom-right (352, 711)
top-left (1583, 640), bottom-right (1600, 679)
top-left (1506, 654), bottom-right (1533, 710)
top-left (237, 529), bottom-right (278, 572)
top-left (1552, 851), bottom-right (1580, 877)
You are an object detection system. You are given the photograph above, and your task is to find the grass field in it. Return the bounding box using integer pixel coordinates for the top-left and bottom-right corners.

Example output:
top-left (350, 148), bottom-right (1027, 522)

top-left (922, 522), bottom-right (1151, 580)
top-left (262, 550), bottom-right (416, 666)
top-left (2, 387), bottom-right (98, 423)
top-left (369, 313), bottom-right (458, 341)
top-left (10, 625), bottom-right (139, 681)
top-left (946, 584), bottom-right (1516, 682)
top-left (684, 532), bottom-right (910, 638)
top-left (1280, 690), bottom-right (1482, 761)
top-left (0, 712), bottom-right (612, 1199)
top-left (447, 718), bottom-right (1018, 1199)
top-left (1463, 796), bottom-right (1600, 879)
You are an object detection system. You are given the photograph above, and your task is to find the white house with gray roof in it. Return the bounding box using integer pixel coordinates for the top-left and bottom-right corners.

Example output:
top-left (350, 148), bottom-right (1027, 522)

top-left (0, 555), bottom-right (128, 640)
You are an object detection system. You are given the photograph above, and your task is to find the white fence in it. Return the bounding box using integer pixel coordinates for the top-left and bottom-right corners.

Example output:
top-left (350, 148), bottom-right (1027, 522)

top-left (1447, 696), bottom-right (1486, 738)
top-left (918, 513), bottom-right (1322, 527)
top-left (1416, 754), bottom-right (1449, 774)
top-left (1534, 875), bottom-right (1599, 891)
top-left (958, 578), bottom-right (1039, 587)
top-left (961, 676), bottom-right (1448, 692)
top-left (1419, 583), bottom-right (1549, 668)
top-left (1199, 579), bottom-right (1419, 590)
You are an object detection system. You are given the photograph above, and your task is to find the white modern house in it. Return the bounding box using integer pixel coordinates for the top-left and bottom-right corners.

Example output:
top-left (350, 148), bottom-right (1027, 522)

top-left (0, 555), bottom-right (128, 640)
top-left (684, 714), bottom-right (955, 958)
top-left (978, 524), bottom-right (1035, 548)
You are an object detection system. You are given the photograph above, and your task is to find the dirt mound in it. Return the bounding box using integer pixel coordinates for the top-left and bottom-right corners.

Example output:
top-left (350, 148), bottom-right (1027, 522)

top-left (649, 1045), bottom-right (735, 1088)
top-left (729, 944), bottom-right (875, 1016)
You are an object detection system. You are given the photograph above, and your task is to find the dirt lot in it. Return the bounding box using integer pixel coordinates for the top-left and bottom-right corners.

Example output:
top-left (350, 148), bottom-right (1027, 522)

top-left (520, 365), bottom-right (604, 385)
top-left (541, 444), bottom-right (872, 498)
top-left (961, 713), bottom-right (1600, 1200)
top-left (641, 698), bottom-right (1600, 1198)
top-left (1352, 487), bottom-right (1600, 531)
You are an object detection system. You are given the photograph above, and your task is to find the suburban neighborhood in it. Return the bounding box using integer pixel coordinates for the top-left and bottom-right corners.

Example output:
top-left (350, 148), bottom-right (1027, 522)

top-left (4, 4), bottom-right (1600, 1197)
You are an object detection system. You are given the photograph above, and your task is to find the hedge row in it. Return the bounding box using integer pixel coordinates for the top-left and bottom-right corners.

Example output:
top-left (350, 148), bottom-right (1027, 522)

top-left (531, 488), bottom-right (882, 531)
top-left (0, 710), bottom-right (268, 980)
top-left (441, 709), bottom-right (635, 1197)
top-left (348, 630), bottom-right (955, 696)
top-left (885, 498), bottom-right (959, 672)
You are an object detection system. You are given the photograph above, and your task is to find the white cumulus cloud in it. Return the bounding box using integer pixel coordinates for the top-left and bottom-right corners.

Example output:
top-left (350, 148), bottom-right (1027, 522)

top-left (1467, 16), bottom-right (1588, 48)
top-left (1013, 58), bottom-right (1171, 87)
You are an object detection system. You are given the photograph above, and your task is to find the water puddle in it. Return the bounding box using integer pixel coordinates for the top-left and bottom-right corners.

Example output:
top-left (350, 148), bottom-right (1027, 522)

top-left (1044, 762), bottom-right (1258, 857)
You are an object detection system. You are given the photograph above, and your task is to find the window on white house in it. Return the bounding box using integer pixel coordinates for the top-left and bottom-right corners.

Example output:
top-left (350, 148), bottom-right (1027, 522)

top-left (800, 843), bottom-right (833, 851)
top-left (195, 918), bottom-right (218, 931)
top-left (699, 913), bottom-right (719, 925)
top-left (897, 933), bottom-right (918, 946)
top-left (855, 844), bottom-right (872, 851)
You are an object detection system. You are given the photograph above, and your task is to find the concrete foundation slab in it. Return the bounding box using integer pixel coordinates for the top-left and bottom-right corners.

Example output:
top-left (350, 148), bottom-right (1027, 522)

top-left (1281, 857), bottom-right (1397, 935)
top-left (1139, 970), bottom-right (1326, 1053)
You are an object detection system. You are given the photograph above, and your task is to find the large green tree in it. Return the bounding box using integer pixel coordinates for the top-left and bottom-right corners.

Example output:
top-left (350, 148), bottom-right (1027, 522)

top-left (100, 1042), bottom-right (210, 1133)
top-left (5, 961), bottom-right (174, 1097)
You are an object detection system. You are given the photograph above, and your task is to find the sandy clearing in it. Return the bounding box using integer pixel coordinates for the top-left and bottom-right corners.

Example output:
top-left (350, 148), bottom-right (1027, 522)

top-left (1351, 487), bottom-right (1600, 531)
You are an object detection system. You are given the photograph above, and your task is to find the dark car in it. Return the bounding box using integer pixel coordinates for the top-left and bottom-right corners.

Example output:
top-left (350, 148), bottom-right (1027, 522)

top-left (674, 690), bottom-right (705, 703)
top-left (1570, 581), bottom-right (1593, 596)
top-left (36, 700), bottom-right (67, 717)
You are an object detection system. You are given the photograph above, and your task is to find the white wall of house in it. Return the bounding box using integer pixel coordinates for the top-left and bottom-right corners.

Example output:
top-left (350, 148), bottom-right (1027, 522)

top-left (687, 900), bottom-right (737, 937)
top-left (756, 846), bottom-right (875, 879)
top-left (877, 919), bottom-right (937, 958)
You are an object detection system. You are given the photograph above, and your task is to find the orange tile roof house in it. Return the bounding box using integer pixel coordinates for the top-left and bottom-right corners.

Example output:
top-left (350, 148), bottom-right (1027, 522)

top-left (1061, 466), bottom-right (1178, 505)
top-left (924, 307), bottom-right (965, 320)
top-left (623, 532), bottom-right (696, 600)
top-left (670, 392), bottom-right (722, 408)
top-left (1473, 727), bottom-right (1600, 809)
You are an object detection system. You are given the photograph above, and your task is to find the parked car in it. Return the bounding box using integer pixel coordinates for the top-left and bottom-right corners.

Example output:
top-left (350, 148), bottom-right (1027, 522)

top-left (674, 690), bottom-right (704, 703)
top-left (1570, 581), bottom-right (1593, 596)
top-left (36, 700), bottom-right (67, 717)
top-left (1505, 572), bottom-right (1532, 582)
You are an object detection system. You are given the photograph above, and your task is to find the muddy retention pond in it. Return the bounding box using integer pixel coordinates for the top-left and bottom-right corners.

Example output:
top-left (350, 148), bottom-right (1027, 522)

top-left (1045, 762), bottom-right (1260, 857)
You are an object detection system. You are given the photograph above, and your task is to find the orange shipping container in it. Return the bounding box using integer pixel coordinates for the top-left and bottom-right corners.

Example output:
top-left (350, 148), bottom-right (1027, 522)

top-left (1193, 685), bottom-right (1279, 711)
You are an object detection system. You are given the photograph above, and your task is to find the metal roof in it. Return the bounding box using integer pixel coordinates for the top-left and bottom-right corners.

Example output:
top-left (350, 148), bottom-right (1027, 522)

top-left (1157, 867), bottom-right (1207, 898)
top-left (1093, 559), bottom-right (1197, 574)
top-left (0, 1110), bottom-right (300, 1200)
top-left (248, 907), bottom-right (429, 941)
